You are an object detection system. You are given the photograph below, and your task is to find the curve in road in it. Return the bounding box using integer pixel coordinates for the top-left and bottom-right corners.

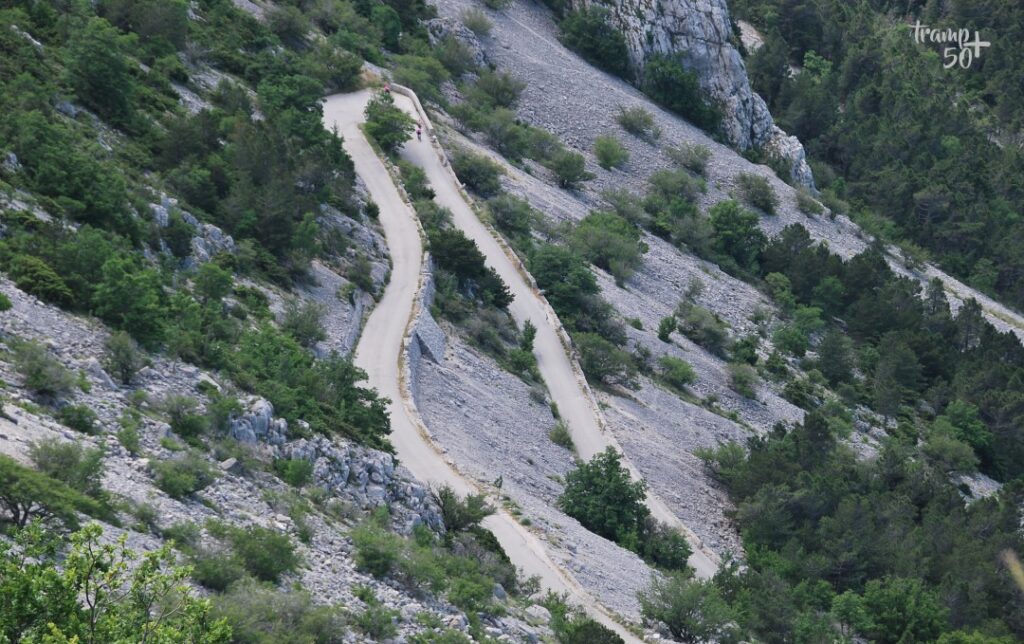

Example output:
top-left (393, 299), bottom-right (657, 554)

top-left (384, 86), bottom-right (719, 578)
top-left (322, 90), bottom-right (641, 643)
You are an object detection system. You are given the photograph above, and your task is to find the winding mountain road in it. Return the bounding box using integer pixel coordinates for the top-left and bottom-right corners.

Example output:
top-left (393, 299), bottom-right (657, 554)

top-left (322, 90), bottom-right (641, 642)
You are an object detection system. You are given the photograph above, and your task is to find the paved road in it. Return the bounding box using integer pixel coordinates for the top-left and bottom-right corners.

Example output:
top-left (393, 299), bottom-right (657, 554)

top-left (322, 90), bottom-right (642, 643)
top-left (381, 89), bottom-right (719, 578)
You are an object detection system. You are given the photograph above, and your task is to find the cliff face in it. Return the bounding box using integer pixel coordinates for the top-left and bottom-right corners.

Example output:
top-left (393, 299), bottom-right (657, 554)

top-left (575, 0), bottom-right (814, 187)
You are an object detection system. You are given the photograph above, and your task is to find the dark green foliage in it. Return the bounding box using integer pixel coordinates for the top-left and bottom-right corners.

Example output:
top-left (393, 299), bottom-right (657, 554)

top-left (708, 200), bottom-right (766, 273)
top-left (657, 316), bottom-right (676, 342)
top-left (736, 173), bottom-right (778, 214)
top-left (0, 456), bottom-right (100, 529)
top-left (428, 227), bottom-right (512, 308)
top-left (0, 523), bottom-right (230, 642)
top-left (56, 405), bottom-right (99, 435)
top-left (7, 254), bottom-right (73, 306)
top-left (559, 7), bottom-right (630, 77)
top-left (431, 485), bottom-right (493, 535)
top-left (274, 458), bottom-right (314, 488)
top-left (469, 70), bottom-right (526, 109)
top-left (28, 439), bottom-right (104, 502)
top-left (364, 91), bottom-right (415, 154)
top-left (736, 0), bottom-right (1024, 310)
top-left (191, 549), bottom-right (248, 592)
top-left (266, 5), bottom-right (310, 48)
top-left (212, 578), bottom-right (345, 643)
top-left (616, 106), bottom-right (659, 140)
top-left (281, 300), bottom-right (327, 348)
top-left (575, 333), bottom-right (635, 386)
top-left (103, 330), bottom-right (145, 385)
top-left (0, 292), bottom-right (10, 311)
top-left (393, 55), bottom-right (450, 104)
top-left (658, 355), bottom-right (696, 390)
top-left (13, 341), bottom-right (75, 399)
top-left (487, 194), bottom-right (535, 240)
top-left (152, 454), bottom-right (216, 499)
top-left (529, 243), bottom-right (623, 345)
top-left (675, 301), bottom-right (730, 357)
top-left (559, 448), bottom-right (690, 570)
top-left (398, 159), bottom-right (435, 201)
top-left (66, 17), bottom-right (135, 125)
top-left (548, 149), bottom-right (593, 189)
top-left (548, 422), bottom-right (574, 450)
top-left (667, 143), bottom-right (711, 175)
top-left (93, 256), bottom-right (166, 348)
top-left (570, 211), bottom-right (645, 284)
top-left (451, 150), bottom-right (503, 197)
top-left (642, 53), bottom-right (720, 132)
top-left (230, 325), bottom-right (390, 450)
top-left (228, 525), bottom-right (301, 583)
top-left (593, 135), bottom-right (629, 170)
top-left (638, 573), bottom-right (739, 643)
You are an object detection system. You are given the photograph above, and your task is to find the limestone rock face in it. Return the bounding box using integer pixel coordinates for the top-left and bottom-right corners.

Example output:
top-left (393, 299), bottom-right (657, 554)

top-left (573, 0), bottom-right (814, 187)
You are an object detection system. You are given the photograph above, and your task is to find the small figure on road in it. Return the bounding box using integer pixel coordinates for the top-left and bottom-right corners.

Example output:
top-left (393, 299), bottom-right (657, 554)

top-left (416, 124), bottom-right (422, 141)
top-left (382, 82), bottom-right (391, 95)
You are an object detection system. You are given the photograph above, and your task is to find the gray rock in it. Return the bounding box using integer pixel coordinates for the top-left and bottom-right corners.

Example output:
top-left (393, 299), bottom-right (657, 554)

top-left (568, 0), bottom-right (813, 186)
top-left (219, 457), bottom-right (242, 474)
top-left (493, 583), bottom-right (508, 600)
top-left (1, 152), bottom-right (21, 175)
top-left (524, 604), bottom-right (551, 625)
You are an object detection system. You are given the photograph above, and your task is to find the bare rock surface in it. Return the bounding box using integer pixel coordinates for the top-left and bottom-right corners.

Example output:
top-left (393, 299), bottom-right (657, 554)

top-left (416, 330), bottom-right (653, 618)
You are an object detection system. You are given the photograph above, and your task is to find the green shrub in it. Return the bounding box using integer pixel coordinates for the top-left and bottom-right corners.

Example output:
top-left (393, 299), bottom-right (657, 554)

top-left (478, 108), bottom-right (531, 160)
top-left (162, 395), bottom-right (206, 442)
top-left (461, 8), bottom-right (492, 36)
top-left (708, 200), bottom-right (767, 272)
top-left (393, 55), bottom-right (450, 105)
top-left (434, 33), bottom-right (477, 75)
top-left (548, 149), bottom-right (594, 189)
top-left (728, 362), bottom-right (758, 398)
top-left (28, 438), bottom-right (105, 499)
top-left (617, 106), bottom-right (659, 139)
top-left (657, 316), bottom-right (676, 342)
top-left (352, 512), bottom-right (403, 577)
top-left (212, 577), bottom-right (346, 643)
top-left (559, 447), bottom-right (647, 545)
top-left (658, 356), bottom-right (697, 390)
top-left (0, 292), bottom-right (10, 311)
top-left (266, 5), bottom-right (309, 47)
top-left (488, 194), bottom-right (535, 238)
top-left (642, 53), bottom-right (721, 132)
top-left (570, 211), bottom-right (644, 284)
top-left (593, 135), bottom-right (629, 170)
top-left (274, 458), bottom-right (314, 488)
top-left (667, 143), bottom-right (711, 175)
top-left (353, 596), bottom-right (399, 640)
top-left (432, 485), bottom-right (493, 534)
top-left (281, 300), bottom-right (327, 348)
top-left (152, 454), bottom-right (216, 499)
top-left (3, 321), bottom-right (47, 382)
top-left (737, 173), bottom-right (778, 214)
top-left (398, 159), bottom-right (436, 201)
top-left (191, 548), bottom-right (246, 591)
top-left (0, 455), bottom-right (100, 529)
top-left (161, 521), bottom-right (200, 550)
top-left (548, 421), bottom-right (575, 450)
top-left (116, 411), bottom-right (142, 455)
top-left (451, 150), bottom-right (503, 197)
top-left (56, 405), bottom-right (99, 435)
top-left (640, 517), bottom-right (692, 571)
top-left (364, 91), bottom-right (415, 154)
top-left (675, 301), bottom-right (730, 356)
top-left (638, 572), bottom-right (738, 642)
top-left (229, 525), bottom-right (301, 583)
top-left (471, 70), bottom-right (526, 109)
top-left (796, 189), bottom-right (824, 216)
top-left (7, 254), bottom-right (73, 306)
top-left (103, 331), bottom-right (145, 385)
top-left (575, 332), bottom-right (636, 386)
top-left (559, 7), bottom-right (630, 77)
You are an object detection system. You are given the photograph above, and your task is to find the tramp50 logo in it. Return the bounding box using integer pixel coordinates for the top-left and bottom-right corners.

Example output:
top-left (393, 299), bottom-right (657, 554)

top-left (910, 21), bottom-right (990, 69)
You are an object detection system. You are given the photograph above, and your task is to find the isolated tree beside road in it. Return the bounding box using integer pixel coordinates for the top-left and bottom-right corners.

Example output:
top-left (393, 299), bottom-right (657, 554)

top-left (364, 91), bottom-right (415, 154)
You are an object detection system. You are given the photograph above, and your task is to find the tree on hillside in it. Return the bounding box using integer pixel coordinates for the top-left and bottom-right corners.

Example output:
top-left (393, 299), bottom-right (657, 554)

top-left (364, 91), bottom-right (415, 154)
